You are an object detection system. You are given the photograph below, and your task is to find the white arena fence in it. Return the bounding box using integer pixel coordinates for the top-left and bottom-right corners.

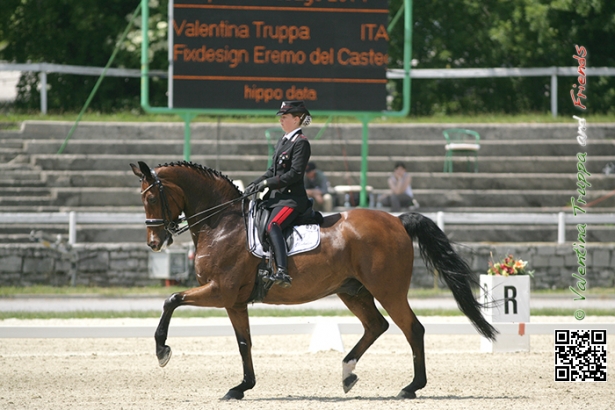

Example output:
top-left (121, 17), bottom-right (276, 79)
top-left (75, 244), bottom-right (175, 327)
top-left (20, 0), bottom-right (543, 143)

top-left (1, 211), bottom-right (613, 245)
top-left (1, 63), bottom-right (614, 116)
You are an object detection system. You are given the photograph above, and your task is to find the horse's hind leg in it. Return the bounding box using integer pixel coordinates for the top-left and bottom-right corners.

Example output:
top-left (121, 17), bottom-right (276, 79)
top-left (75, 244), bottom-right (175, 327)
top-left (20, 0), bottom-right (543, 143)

top-left (378, 297), bottom-right (426, 399)
top-left (337, 290), bottom-right (389, 394)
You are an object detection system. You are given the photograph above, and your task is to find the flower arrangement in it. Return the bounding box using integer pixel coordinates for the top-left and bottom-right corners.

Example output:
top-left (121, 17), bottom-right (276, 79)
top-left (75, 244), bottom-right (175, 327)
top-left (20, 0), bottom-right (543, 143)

top-left (487, 253), bottom-right (534, 277)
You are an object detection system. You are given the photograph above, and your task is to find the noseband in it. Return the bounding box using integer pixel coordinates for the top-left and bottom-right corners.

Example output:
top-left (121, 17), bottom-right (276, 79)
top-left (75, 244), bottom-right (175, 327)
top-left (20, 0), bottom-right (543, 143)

top-left (141, 169), bottom-right (183, 236)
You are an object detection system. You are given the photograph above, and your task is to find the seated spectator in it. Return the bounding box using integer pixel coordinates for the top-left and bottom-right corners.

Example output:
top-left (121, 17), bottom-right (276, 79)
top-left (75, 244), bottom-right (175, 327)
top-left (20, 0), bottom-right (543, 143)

top-left (304, 162), bottom-right (333, 212)
top-left (378, 162), bottom-right (419, 212)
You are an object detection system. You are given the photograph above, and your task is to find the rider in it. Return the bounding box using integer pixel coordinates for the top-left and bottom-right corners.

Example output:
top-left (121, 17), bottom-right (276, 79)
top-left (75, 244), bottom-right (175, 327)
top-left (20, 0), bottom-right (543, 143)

top-left (245, 101), bottom-right (313, 288)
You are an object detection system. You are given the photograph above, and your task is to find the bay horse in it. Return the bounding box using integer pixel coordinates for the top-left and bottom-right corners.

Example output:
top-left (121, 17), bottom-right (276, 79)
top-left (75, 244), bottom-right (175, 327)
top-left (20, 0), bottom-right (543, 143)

top-left (130, 160), bottom-right (497, 400)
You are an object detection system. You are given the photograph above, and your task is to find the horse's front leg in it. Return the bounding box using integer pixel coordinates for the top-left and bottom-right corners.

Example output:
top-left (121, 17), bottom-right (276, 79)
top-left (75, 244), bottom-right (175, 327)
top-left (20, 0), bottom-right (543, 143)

top-left (155, 282), bottom-right (223, 367)
top-left (154, 292), bottom-right (182, 367)
top-left (221, 305), bottom-right (256, 400)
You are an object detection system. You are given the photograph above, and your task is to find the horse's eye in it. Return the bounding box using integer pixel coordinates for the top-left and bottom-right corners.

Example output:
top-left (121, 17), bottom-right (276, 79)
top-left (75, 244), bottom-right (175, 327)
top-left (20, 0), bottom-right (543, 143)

top-left (147, 196), bottom-right (157, 205)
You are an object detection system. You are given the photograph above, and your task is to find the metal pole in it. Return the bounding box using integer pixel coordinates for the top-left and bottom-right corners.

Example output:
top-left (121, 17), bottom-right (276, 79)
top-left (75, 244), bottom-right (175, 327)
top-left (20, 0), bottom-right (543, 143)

top-left (70, 253), bottom-right (78, 287)
top-left (39, 71), bottom-right (47, 115)
top-left (557, 212), bottom-right (566, 244)
top-left (183, 115), bottom-right (191, 162)
top-left (141, 0), bottom-right (150, 109)
top-left (551, 67), bottom-right (558, 118)
top-left (388, 2), bottom-right (405, 33)
top-left (436, 211), bottom-right (445, 231)
top-left (68, 211), bottom-right (77, 245)
top-left (181, 113), bottom-right (197, 161)
top-left (359, 116), bottom-right (372, 207)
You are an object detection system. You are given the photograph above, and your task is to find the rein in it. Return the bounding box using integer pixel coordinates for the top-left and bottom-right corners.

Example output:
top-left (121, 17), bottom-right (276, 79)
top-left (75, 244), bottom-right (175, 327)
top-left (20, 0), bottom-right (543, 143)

top-left (142, 168), bottom-right (251, 237)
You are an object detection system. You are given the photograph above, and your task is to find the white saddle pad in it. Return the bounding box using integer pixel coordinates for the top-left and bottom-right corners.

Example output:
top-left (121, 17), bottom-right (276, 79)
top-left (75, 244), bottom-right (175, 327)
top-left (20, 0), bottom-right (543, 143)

top-left (247, 208), bottom-right (320, 258)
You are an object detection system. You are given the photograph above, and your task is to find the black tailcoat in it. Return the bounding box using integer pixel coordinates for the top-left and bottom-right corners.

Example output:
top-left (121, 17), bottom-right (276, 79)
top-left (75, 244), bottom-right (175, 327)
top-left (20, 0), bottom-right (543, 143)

top-left (253, 129), bottom-right (311, 212)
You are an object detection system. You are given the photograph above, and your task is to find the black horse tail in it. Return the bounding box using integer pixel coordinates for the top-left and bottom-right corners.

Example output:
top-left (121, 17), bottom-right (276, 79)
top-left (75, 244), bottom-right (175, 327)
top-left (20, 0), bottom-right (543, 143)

top-left (399, 213), bottom-right (498, 341)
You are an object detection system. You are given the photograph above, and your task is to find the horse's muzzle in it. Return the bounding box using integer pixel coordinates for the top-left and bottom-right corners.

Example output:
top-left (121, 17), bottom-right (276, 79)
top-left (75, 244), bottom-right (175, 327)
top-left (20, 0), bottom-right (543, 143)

top-left (147, 229), bottom-right (173, 251)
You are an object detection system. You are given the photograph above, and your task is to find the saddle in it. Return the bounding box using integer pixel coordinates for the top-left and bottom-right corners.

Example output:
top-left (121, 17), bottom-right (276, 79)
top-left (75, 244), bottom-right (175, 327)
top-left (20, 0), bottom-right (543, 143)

top-left (247, 199), bottom-right (323, 303)
top-left (252, 199), bottom-right (323, 254)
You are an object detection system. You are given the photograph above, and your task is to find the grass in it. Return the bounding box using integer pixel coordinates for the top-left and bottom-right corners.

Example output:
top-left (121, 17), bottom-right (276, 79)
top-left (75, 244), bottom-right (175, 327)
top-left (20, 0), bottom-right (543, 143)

top-left (1, 286), bottom-right (612, 319)
top-left (0, 285), bottom-right (187, 298)
top-left (1, 285), bottom-right (455, 298)
top-left (5, 285), bottom-right (613, 298)
top-left (1, 111), bottom-right (614, 127)
top-left (1, 308), bottom-right (613, 320)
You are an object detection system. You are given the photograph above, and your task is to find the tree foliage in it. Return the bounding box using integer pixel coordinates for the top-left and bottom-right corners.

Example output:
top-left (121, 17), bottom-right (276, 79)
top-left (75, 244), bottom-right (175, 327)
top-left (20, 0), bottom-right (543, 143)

top-left (1, 0), bottom-right (614, 115)
top-left (389, 0), bottom-right (615, 115)
top-left (0, 0), bottom-right (168, 112)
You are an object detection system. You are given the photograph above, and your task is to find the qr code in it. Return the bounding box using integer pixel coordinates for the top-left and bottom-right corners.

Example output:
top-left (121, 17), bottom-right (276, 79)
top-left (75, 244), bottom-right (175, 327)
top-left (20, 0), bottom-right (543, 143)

top-left (555, 329), bottom-right (607, 382)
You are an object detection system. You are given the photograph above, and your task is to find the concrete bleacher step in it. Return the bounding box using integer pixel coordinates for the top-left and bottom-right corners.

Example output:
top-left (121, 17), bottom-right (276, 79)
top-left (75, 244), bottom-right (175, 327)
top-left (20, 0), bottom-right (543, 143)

top-left (224, 172), bottom-right (615, 192)
top-left (28, 153), bottom-right (612, 174)
top-left (0, 128), bottom-right (23, 138)
top-left (0, 139), bottom-right (23, 148)
top-left (0, 188), bottom-right (140, 207)
top-left (0, 148), bottom-right (23, 163)
top-left (0, 178), bottom-right (46, 188)
top-left (15, 120), bottom-right (615, 141)
top-left (0, 205), bottom-right (144, 213)
top-left (2, 121), bottom-right (614, 245)
top-left (401, 189), bottom-right (614, 208)
top-left (0, 139), bottom-right (24, 155)
top-left (0, 196), bottom-right (56, 207)
top-left (0, 187), bottom-right (53, 197)
top-left (51, 187), bottom-right (141, 207)
top-left (41, 170), bottom-right (136, 188)
top-left (21, 138), bottom-right (615, 158)
top-left (0, 169), bottom-right (45, 181)
top-left (27, 170), bottom-right (615, 197)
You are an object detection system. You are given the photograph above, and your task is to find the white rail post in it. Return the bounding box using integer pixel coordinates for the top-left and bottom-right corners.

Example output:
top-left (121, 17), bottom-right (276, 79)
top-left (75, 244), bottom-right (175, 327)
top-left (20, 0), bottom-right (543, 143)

top-left (68, 211), bottom-right (77, 245)
top-left (436, 211), bottom-right (445, 231)
top-left (39, 71), bottom-right (47, 115)
top-left (551, 67), bottom-right (558, 118)
top-left (557, 212), bottom-right (566, 244)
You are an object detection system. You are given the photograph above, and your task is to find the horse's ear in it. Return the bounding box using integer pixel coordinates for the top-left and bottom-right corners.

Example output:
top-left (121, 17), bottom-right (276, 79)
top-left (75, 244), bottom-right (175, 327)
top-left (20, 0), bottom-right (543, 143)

top-left (138, 161), bottom-right (154, 181)
top-left (130, 163), bottom-right (144, 179)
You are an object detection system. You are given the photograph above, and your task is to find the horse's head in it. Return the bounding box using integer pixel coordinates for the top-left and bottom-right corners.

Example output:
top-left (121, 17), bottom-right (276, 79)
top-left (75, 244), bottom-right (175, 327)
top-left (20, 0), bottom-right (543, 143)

top-left (130, 161), bottom-right (184, 251)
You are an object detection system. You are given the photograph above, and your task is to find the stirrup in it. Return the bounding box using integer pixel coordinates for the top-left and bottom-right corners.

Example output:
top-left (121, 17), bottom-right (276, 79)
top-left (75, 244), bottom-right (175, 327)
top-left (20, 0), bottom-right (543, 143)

top-left (258, 263), bottom-right (275, 283)
top-left (272, 268), bottom-right (292, 288)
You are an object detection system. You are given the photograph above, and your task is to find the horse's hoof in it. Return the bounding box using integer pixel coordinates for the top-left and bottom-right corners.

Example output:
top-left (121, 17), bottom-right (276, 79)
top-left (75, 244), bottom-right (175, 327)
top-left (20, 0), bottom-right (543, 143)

top-left (220, 390), bottom-right (244, 400)
top-left (157, 345), bottom-right (172, 367)
top-left (397, 389), bottom-right (417, 399)
top-left (343, 374), bottom-right (358, 393)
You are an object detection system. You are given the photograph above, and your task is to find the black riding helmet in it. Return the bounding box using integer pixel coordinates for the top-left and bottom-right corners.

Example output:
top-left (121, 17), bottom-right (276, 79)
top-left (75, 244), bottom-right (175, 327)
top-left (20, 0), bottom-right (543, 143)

top-left (276, 100), bottom-right (311, 125)
top-left (276, 100), bottom-right (310, 115)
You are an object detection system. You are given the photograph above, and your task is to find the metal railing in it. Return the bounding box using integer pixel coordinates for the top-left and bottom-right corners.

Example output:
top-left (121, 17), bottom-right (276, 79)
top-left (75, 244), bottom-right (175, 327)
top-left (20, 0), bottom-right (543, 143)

top-left (2, 63), bottom-right (614, 117)
top-left (0, 63), bottom-right (166, 115)
top-left (1, 211), bottom-right (613, 245)
top-left (388, 66), bottom-right (615, 118)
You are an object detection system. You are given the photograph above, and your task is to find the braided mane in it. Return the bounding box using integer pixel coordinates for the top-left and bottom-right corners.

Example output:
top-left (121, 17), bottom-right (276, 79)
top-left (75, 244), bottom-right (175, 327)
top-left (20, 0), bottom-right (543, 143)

top-left (156, 161), bottom-right (243, 196)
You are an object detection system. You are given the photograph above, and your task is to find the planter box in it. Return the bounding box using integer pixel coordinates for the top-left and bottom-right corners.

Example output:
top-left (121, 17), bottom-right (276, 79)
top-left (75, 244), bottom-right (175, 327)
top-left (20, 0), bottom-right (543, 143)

top-left (479, 274), bottom-right (530, 353)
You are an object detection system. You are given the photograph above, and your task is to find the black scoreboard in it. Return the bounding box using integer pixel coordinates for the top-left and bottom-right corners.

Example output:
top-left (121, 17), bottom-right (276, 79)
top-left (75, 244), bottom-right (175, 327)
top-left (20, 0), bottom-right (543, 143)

top-left (170, 0), bottom-right (389, 112)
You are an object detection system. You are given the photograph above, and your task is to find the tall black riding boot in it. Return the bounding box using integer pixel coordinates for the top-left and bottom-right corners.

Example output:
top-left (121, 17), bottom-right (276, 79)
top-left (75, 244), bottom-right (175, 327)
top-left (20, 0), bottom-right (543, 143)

top-left (267, 223), bottom-right (292, 288)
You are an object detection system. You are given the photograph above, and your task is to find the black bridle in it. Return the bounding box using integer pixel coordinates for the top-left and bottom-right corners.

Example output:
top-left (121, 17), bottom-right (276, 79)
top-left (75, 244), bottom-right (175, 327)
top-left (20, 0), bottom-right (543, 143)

top-left (141, 168), bottom-right (181, 235)
top-left (141, 168), bottom-right (251, 237)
